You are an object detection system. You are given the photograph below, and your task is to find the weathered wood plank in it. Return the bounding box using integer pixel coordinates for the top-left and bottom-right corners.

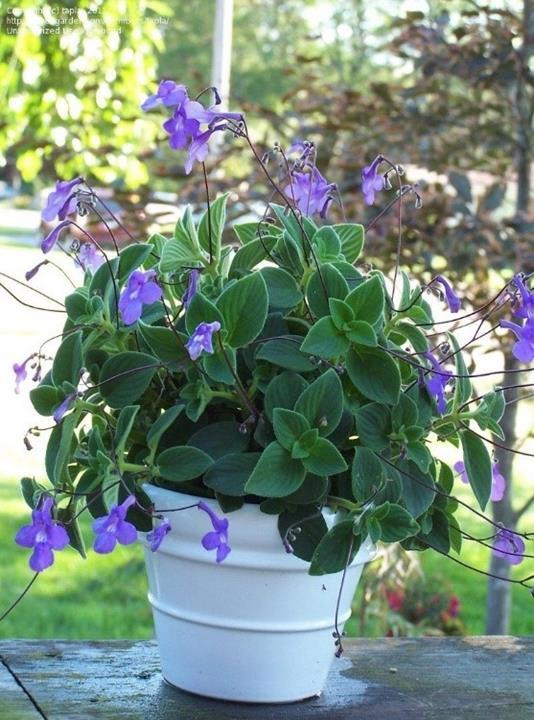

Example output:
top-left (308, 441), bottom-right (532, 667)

top-left (0, 654), bottom-right (42, 719)
top-left (0, 637), bottom-right (532, 720)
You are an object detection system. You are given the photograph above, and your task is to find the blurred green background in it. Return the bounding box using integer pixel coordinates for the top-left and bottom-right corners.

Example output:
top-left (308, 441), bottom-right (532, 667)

top-left (0, 0), bottom-right (532, 639)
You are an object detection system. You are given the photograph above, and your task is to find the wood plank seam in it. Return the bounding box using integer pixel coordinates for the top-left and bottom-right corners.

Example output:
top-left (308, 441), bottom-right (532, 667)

top-left (0, 654), bottom-right (49, 720)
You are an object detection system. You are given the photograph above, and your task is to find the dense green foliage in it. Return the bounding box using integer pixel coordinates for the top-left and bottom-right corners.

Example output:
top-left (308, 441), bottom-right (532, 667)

top-left (22, 189), bottom-right (507, 575)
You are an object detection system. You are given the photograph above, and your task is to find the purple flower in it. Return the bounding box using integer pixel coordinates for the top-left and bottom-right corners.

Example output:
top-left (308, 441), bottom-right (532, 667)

top-left (198, 501), bottom-right (231, 563)
top-left (93, 495), bottom-right (138, 554)
top-left (493, 528), bottom-right (525, 565)
top-left (183, 269), bottom-right (200, 308)
top-left (184, 126), bottom-right (222, 175)
top-left (119, 269), bottom-right (162, 325)
top-left (75, 243), bottom-right (105, 273)
top-left (141, 80), bottom-right (187, 111)
top-left (15, 496), bottom-right (69, 572)
top-left (185, 321), bottom-right (221, 360)
top-left (512, 274), bottom-right (534, 320)
top-left (42, 178), bottom-right (83, 222)
top-left (454, 460), bottom-right (506, 502)
top-left (41, 220), bottom-right (71, 254)
top-left (146, 519), bottom-right (171, 552)
top-left (500, 318), bottom-right (534, 363)
top-left (13, 359), bottom-right (29, 394)
top-left (435, 275), bottom-right (461, 313)
top-left (163, 102), bottom-right (203, 150)
top-left (53, 393), bottom-right (76, 424)
top-left (423, 351), bottom-right (452, 414)
top-left (284, 167), bottom-right (335, 218)
top-left (361, 156), bottom-right (384, 205)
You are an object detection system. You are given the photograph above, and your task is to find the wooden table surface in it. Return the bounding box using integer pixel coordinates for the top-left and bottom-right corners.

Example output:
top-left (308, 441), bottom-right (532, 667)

top-left (1, 637), bottom-right (533, 720)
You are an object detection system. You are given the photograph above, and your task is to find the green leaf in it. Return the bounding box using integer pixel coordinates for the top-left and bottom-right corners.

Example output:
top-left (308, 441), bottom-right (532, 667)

top-left (286, 474), bottom-right (329, 504)
top-left (312, 226), bottom-right (342, 262)
top-left (203, 345), bottom-right (236, 384)
top-left (329, 298), bottom-right (354, 329)
top-left (309, 520), bottom-right (361, 575)
top-left (114, 405), bottom-right (139, 458)
top-left (344, 320), bottom-right (377, 346)
top-left (156, 446), bottom-right (213, 483)
top-left (233, 221), bottom-right (278, 245)
top-left (188, 421), bottom-right (249, 460)
top-left (264, 371), bottom-right (308, 422)
top-left (256, 336), bottom-right (315, 372)
top-left (52, 331), bottom-right (83, 387)
top-left (345, 275), bottom-right (384, 326)
top-left (147, 405), bottom-right (185, 454)
top-left (138, 322), bottom-right (189, 365)
top-left (419, 509), bottom-right (451, 554)
top-left (406, 441), bottom-right (432, 473)
top-left (244, 441), bottom-right (306, 497)
top-left (352, 447), bottom-right (384, 502)
top-left (347, 347), bottom-right (401, 405)
top-left (273, 408), bottom-right (310, 450)
top-left (278, 508), bottom-right (328, 562)
top-left (333, 223), bottom-right (364, 263)
top-left (118, 244), bottom-right (153, 282)
top-left (230, 235), bottom-right (277, 276)
top-left (260, 266), bottom-right (303, 309)
top-left (302, 438), bottom-right (347, 475)
top-left (65, 290), bottom-right (89, 322)
top-left (300, 317), bottom-right (349, 359)
top-left (30, 385), bottom-right (63, 416)
top-left (374, 503), bottom-right (420, 543)
top-left (159, 226), bottom-right (199, 272)
top-left (355, 403), bottom-right (391, 450)
top-left (204, 453), bottom-right (260, 496)
top-left (393, 321), bottom-right (429, 353)
top-left (99, 352), bottom-right (159, 408)
top-left (460, 429), bottom-right (492, 510)
top-left (450, 334), bottom-right (472, 406)
top-left (46, 411), bottom-right (78, 486)
top-left (270, 202), bottom-right (303, 241)
top-left (217, 272), bottom-right (269, 347)
top-left (306, 265), bottom-right (348, 318)
top-left (185, 291), bottom-right (224, 334)
top-left (294, 368), bottom-right (343, 437)
top-left (198, 193), bottom-right (229, 254)
top-left (397, 460), bottom-right (436, 517)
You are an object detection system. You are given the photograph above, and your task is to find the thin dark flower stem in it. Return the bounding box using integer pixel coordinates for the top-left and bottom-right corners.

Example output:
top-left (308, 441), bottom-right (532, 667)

top-left (418, 538), bottom-right (534, 590)
top-left (0, 271), bottom-right (65, 306)
top-left (0, 282), bottom-right (65, 313)
top-left (379, 455), bottom-right (529, 540)
top-left (83, 180), bottom-right (138, 244)
top-left (88, 205), bottom-right (120, 256)
top-left (216, 336), bottom-right (258, 418)
top-left (69, 220), bottom-right (120, 330)
top-left (334, 535), bottom-right (354, 658)
top-left (462, 529), bottom-right (534, 560)
top-left (459, 421), bottom-right (534, 459)
top-left (0, 573), bottom-right (39, 624)
top-left (40, 259), bottom-right (77, 288)
top-left (240, 119), bottom-right (329, 300)
top-left (201, 163), bottom-right (214, 264)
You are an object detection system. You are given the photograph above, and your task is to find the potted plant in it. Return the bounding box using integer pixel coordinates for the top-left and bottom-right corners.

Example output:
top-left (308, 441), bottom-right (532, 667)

top-left (9, 81), bottom-right (531, 703)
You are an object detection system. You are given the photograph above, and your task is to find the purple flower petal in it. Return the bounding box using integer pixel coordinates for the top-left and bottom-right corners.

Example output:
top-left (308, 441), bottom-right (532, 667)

top-left (147, 520), bottom-right (171, 552)
top-left (41, 220), bottom-right (71, 254)
top-left (30, 543), bottom-right (54, 572)
top-left (42, 178), bottom-right (83, 222)
top-left (201, 531), bottom-right (222, 550)
top-left (185, 322), bottom-right (221, 361)
top-left (47, 523), bottom-right (70, 550)
top-left (284, 167), bottom-right (335, 217)
top-left (53, 393), bottom-right (76, 424)
top-left (361, 156), bottom-right (384, 205)
top-left (435, 275), bottom-right (461, 313)
top-left (15, 524), bottom-right (38, 548)
top-left (93, 532), bottom-right (118, 554)
top-left (119, 270), bottom-right (162, 326)
top-left (216, 543), bottom-right (231, 563)
top-left (115, 521), bottom-right (138, 546)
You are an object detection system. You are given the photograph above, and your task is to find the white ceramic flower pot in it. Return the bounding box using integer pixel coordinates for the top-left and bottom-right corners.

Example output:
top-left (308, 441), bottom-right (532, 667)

top-left (142, 484), bottom-right (375, 703)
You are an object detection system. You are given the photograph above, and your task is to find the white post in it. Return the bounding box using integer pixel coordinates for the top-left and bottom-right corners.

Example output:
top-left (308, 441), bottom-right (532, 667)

top-left (211, 0), bottom-right (234, 111)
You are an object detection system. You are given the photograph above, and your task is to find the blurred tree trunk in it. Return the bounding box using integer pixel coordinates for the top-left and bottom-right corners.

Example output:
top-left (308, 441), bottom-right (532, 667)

top-left (485, 0), bottom-right (533, 635)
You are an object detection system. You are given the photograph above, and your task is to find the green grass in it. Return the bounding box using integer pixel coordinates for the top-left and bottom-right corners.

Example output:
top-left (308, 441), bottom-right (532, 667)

top-left (1, 473), bottom-right (533, 639)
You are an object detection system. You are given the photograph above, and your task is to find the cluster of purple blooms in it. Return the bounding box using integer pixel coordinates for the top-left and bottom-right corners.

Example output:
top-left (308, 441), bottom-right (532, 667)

top-left (501, 274), bottom-right (534, 363)
top-left (141, 80), bottom-right (242, 174)
top-left (15, 494), bottom-right (231, 572)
